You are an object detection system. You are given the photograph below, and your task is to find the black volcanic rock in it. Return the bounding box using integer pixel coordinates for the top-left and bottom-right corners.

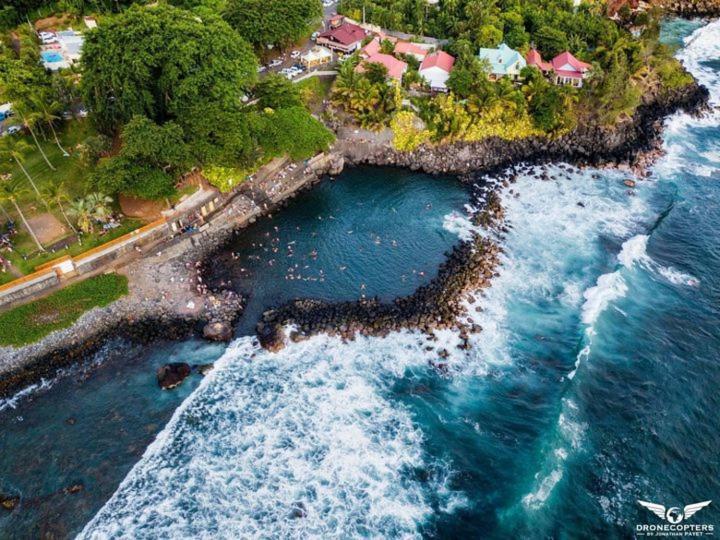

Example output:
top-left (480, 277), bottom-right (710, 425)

top-left (157, 363), bottom-right (192, 389)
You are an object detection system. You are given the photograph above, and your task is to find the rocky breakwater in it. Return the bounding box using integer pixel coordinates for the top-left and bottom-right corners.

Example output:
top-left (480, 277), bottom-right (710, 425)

top-left (341, 83), bottom-right (710, 176)
top-left (663, 0), bottom-right (720, 17)
top-left (256, 188), bottom-right (506, 352)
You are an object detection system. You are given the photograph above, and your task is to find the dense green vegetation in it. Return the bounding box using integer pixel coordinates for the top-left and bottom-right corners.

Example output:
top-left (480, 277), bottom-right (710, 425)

top-left (0, 272), bottom-right (128, 346)
top-left (80, 4), bottom-right (332, 198)
top-left (331, 0), bottom-right (694, 146)
top-left (223, 0), bottom-right (322, 52)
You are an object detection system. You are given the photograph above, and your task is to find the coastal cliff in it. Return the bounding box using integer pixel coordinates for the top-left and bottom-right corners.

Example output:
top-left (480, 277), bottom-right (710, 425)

top-left (338, 83), bottom-right (710, 176)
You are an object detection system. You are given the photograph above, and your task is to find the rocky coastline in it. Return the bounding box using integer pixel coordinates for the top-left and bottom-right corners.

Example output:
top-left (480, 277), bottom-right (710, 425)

top-left (664, 0), bottom-right (720, 18)
top-left (340, 83), bottom-right (710, 176)
top-left (0, 79), bottom-right (710, 399)
top-left (249, 82), bottom-right (710, 351)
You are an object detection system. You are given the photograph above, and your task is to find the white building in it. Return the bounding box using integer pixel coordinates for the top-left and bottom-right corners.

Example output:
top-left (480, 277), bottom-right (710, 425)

top-left (419, 51), bottom-right (455, 92)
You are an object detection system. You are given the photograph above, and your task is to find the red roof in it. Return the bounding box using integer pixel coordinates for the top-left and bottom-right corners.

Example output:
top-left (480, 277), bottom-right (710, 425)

top-left (551, 51), bottom-right (591, 74)
top-left (361, 37), bottom-right (381, 58)
top-left (394, 41), bottom-right (429, 58)
top-left (420, 51), bottom-right (455, 73)
top-left (356, 53), bottom-right (408, 80)
top-left (319, 22), bottom-right (366, 47)
top-left (526, 49), bottom-right (553, 72)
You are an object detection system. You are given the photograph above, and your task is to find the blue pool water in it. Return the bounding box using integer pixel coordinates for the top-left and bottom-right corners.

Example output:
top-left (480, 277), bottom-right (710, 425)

top-left (41, 50), bottom-right (63, 63)
top-left (1, 18), bottom-right (719, 539)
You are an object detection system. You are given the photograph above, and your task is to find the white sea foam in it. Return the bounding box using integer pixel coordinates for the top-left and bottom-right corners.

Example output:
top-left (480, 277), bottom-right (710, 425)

top-left (657, 265), bottom-right (699, 286)
top-left (80, 333), bottom-right (464, 539)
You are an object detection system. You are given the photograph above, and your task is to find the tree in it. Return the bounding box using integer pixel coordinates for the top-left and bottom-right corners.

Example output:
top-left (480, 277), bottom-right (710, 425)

top-left (254, 75), bottom-right (303, 110)
top-left (86, 192), bottom-right (114, 223)
top-left (223, 0), bottom-right (322, 51)
top-left (534, 26), bottom-right (569, 58)
top-left (0, 135), bottom-right (44, 201)
top-left (42, 182), bottom-right (77, 234)
top-left (92, 157), bottom-right (177, 200)
top-left (81, 4), bottom-right (257, 135)
top-left (249, 107), bottom-right (334, 160)
top-left (68, 197), bottom-right (95, 234)
top-left (0, 177), bottom-right (44, 252)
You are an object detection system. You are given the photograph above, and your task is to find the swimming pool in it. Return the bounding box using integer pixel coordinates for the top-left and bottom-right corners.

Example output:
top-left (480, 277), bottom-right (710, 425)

top-left (41, 50), bottom-right (64, 63)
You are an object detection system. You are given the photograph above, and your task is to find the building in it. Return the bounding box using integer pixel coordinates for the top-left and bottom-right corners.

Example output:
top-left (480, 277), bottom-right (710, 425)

top-left (356, 53), bottom-right (408, 81)
top-left (419, 51), bottom-right (455, 92)
top-left (301, 46), bottom-right (333, 69)
top-left (316, 19), bottom-right (366, 54)
top-left (551, 51), bottom-right (591, 87)
top-left (477, 43), bottom-right (526, 81)
top-left (525, 48), bottom-right (553, 73)
top-left (360, 37), bottom-right (382, 58)
top-left (394, 41), bottom-right (431, 62)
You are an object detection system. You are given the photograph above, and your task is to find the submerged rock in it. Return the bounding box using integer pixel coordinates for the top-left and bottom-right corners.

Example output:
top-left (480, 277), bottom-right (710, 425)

top-left (193, 363), bottom-right (214, 376)
top-left (157, 363), bottom-right (192, 389)
top-left (64, 483), bottom-right (84, 495)
top-left (0, 494), bottom-right (19, 511)
top-left (203, 321), bottom-right (233, 342)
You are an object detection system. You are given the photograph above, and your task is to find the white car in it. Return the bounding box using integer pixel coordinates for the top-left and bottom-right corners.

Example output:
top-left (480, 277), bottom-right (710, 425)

top-left (257, 65), bottom-right (267, 73)
top-left (6, 126), bottom-right (22, 135)
top-left (290, 50), bottom-right (301, 59)
top-left (268, 59), bottom-right (283, 68)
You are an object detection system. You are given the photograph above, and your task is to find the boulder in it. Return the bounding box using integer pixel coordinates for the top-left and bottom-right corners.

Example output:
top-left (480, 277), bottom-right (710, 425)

top-left (193, 363), bottom-right (215, 376)
top-left (203, 321), bottom-right (233, 342)
top-left (0, 494), bottom-right (19, 512)
top-left (157, 362), bottom-right (192, 389)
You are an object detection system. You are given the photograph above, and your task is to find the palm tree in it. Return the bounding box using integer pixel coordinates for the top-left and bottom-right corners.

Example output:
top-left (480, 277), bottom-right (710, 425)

top-left (37, 100), bottom-right (70, 157)
top-left (42, 182), bottom-right (77, 234)
top-left (0, 135), bottom-right (45, 201)
top-left (85, 192), bottom-right (113, 223)
top-left (0, 177), bottom-right (45, 252)
top-left (68, 197), bottom-right (95, 234)
top-left (19, 110), bottom-right (56, 171)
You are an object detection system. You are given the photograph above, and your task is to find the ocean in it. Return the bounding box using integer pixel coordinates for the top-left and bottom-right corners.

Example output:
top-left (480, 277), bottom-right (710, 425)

top-left (3, 18), bottom-right (720, 539)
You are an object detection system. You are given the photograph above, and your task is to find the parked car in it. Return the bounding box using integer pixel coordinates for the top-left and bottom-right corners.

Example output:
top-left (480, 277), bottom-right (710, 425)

top-left (6, 126), bottom-right (22, 135)
top-left (290, 50), bottom-right (301, 59)
top-left (268, 59), bottom-right (282, 68)
top-left (311, 32), bottom-right (319, 41)
top-left (257, 65), bottom-right (267, 73)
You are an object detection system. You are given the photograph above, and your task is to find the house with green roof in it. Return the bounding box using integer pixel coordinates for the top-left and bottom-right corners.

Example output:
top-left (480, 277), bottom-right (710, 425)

top-left (477, 43), bottom-right (527, 81)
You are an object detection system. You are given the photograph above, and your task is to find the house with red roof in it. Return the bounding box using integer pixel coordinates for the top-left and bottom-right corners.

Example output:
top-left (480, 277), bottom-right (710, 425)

top-left (551, 51), bottom-right (591, 87)
top-left (419, 50), bottom-right (455, 92)
top-left (394, 41), bottom-right (431, 62)
top-left (360, 37), bottom-right (382, 58)
top-left (356, 53), bottom-right (408, 81)
top-left (525, 48), bottom-right (553, 73)
top-left (317, 20), bottom-right (367, 54)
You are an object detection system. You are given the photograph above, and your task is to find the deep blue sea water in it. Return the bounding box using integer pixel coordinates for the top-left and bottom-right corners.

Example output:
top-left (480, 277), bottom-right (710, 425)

top-left (2, 18), bottom-right (719, 539)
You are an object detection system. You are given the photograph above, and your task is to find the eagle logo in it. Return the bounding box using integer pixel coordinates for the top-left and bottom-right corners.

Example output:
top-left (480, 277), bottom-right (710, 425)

top-left (638, 500), bottom-right (712, 524)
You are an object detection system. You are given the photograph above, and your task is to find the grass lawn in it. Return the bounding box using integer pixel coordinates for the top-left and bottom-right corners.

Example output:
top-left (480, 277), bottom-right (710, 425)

top-left (7, 118), bottom-right (98, 206)
top-left (6, 218), bottom-right (143, 275)
top-left (0, 273), bottom-right (128, 346)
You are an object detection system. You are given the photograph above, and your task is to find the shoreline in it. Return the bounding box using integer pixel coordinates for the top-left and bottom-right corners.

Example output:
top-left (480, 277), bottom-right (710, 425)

top-left (0, 80), bottom-right (710, 399)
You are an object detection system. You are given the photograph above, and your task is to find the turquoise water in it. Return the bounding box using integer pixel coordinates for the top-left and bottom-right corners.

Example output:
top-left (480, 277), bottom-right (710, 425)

top-left (78, 19), bottom-right (720, 538)
top-left (204, 166), bottom-right (468, 335)
top-left (2, 18), bottom-right (719, 539)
